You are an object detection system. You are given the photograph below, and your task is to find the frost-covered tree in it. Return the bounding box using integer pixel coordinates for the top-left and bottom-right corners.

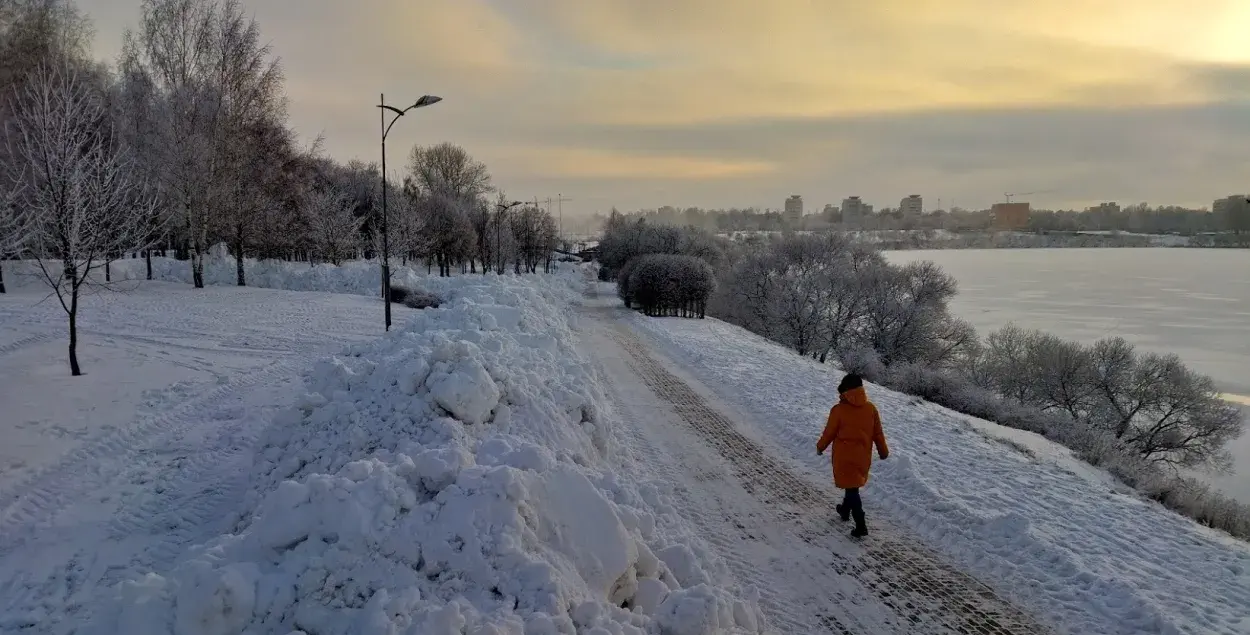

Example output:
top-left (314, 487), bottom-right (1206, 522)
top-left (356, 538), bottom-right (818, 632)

top-left (405, 142), bottom-right (492, 200)
top-left (856, 260), bottom-right (962, 366)
top-left (621, 254), bottom-right (715, 318)
top-left (112, 53), bottom-right (169, 279)
top-left (6, 61), bottom-right (157, 375)
top-left (305, 185), bottom-right (360, 265)
top-left (1087, 337), bottom-right (1242, 470)
top-left (0, 181), bottom-right (26, 292)
top-left (123, 0), bottom-right (284, 288)
top-left (417, 192), bottom-right (474, 277)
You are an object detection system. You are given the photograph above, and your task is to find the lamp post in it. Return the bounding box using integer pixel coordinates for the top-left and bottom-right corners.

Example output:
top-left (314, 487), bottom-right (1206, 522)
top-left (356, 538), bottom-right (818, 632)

top-left (495, 200), bottom-right (523, 274)
top-left (378, 93), bottom-right (442, 331)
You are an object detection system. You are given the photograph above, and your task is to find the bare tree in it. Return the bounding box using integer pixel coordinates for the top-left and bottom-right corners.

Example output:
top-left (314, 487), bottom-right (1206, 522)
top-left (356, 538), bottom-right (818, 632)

top-left (305, 185), bottom-right (360, 265)
top-left (469, 196), bottom-right (491, 274)
top-left (417, 192), bottom-right (473, 277)
top-left (113, 54), bottom-right (168, 279)
top-left (1025, 332), bottom-right (1097, 419)
top-left (124, 0), bottom-right (284, 288)
top-left (1088, 337), bottom-right (1243, 469)
top-left (406, 142), bottom-right (491, 200)
top-left (0, 180), bottom-right (26, 292)
top-left (6, 61), bottom-right (157, 375)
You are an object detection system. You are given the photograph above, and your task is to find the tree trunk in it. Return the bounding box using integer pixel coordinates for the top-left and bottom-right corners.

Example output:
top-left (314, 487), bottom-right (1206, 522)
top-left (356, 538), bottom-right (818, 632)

top-left (235, 225), bottom-right (246, 286)
top-left (0, 261), bottom-right (6, 293)
top-left (68, 284), bottom-right (81, 376)
top-left (145, 249), bottom-right (153, 280)
top-left (191, 249), bottom-right (205, 288)
top-left (105, 259), bottom-right (111, 283)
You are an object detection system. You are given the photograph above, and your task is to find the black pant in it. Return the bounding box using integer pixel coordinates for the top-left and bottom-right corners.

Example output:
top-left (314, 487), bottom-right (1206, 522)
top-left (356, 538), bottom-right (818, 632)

top-left (841, 488), bottom-right (863, 517)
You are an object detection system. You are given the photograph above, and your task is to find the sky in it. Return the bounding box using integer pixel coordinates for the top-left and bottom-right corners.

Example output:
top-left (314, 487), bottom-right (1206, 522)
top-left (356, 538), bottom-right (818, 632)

top-left (77, 0), bottom-right (1250, 218)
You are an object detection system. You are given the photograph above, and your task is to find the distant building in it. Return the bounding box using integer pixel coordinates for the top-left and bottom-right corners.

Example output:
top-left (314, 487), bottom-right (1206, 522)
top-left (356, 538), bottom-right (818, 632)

top-left (784, 195), bottom-right (803, 223)
top-left (1214, 195), bottom-right (1250, 233)
top-left (822, 203), bottom-right (838, 217)
top-left (1086, 202), bottom-right (1120, 215)
top-left (991, 202), bottom-right (1031, 231)
top-left (841, 196), bottom-right (873, 228)
top-left (899, 195), bottom-right (923, 218)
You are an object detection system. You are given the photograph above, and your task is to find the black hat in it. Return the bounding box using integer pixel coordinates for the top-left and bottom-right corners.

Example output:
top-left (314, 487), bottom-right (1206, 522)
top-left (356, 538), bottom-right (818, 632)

top-left (837, 373), bottom-right (863, 394)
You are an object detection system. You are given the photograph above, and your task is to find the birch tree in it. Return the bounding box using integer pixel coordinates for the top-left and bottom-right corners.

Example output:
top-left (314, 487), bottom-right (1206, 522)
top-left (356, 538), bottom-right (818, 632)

top-left (123, 0), bottom-right (284, 288)
top-left (0, 181), bottom-right (25, 293)
top-left (306, 185), bottom-right (360, 265)
top-left (7, 61), bottom-right (157, 375)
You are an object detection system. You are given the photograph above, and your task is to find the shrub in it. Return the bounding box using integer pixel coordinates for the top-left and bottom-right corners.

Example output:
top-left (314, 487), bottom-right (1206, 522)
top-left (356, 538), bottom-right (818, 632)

top-left (402, 289), bottom-right (442, 309)
top-left (597, 213), bottom-right (727, 279)
top-left (867, 344), bottom-right (1250, 540)
top-left (616, 257), bottom-right (642, 308)
top-left (388, 285), bottom-right (411, 303)
top-left (971, 326), bottom-right (1243, 471)
top-left (623, 254), bottom-right (715, 318)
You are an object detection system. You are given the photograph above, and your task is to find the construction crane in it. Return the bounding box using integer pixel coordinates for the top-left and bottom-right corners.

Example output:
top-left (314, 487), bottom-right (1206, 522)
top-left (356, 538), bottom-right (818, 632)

top-left (1003, 189), bottom-right (1055, 204)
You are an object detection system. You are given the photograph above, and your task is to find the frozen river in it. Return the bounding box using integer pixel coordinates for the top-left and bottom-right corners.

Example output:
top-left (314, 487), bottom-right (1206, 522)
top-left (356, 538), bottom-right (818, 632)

top-left (885, 248), bottom-right (1250, 501)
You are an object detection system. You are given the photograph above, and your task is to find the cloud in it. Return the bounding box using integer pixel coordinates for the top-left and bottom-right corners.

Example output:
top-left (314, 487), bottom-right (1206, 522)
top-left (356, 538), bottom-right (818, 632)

top-left (493, 147), bottom-right (776, 181)
top-left (74, 0), bottom-right (1250, 217)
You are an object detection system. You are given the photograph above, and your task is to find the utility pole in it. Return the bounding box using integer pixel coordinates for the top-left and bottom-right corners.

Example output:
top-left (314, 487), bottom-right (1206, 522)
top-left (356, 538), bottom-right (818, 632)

top-left (552, 194), bottom-right (572, 244)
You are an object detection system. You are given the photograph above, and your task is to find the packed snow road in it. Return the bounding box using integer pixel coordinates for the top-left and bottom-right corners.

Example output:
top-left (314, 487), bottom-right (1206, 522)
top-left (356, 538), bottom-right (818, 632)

top-left (577, 289), bottom-right (1050, 634)
top-left (0, 281), bottom-right (383, 632)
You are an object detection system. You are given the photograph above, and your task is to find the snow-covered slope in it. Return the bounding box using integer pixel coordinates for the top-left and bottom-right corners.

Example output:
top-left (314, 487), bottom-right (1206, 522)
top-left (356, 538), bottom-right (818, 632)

top-left (93, 269), bottom-right (764, 635)
top-left (625, 310), bottom-right (1250, 635)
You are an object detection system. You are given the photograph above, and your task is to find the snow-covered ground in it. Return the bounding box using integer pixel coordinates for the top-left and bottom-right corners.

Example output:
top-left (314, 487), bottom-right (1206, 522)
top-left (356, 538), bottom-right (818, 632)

top-left (0, 279), bottom-right (386, 632)
top-left (0, 261), bottom-right (764, 634)
top-left (623, 301), bottom-right (1250, 635)
top-left (6, 253), bottom-right (1247, 635)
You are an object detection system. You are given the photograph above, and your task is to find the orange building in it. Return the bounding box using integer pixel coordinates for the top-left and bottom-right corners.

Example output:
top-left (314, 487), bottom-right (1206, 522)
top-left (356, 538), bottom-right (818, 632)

top-left (991, 202), bottom-right (1031, 231)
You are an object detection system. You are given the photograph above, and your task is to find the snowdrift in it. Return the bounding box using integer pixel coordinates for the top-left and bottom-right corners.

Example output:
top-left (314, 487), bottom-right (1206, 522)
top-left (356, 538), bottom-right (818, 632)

top-left (94, 269), bottom-right (764, 635)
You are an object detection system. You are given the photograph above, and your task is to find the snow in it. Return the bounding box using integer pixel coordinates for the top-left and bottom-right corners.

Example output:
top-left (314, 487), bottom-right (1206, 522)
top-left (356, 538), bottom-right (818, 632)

top-left (624, 307), bottom-right (1250, 635)
top-left (40, 265), bottom-right (764, 635)
top-left (11, 248), bottom-right (1248, 635)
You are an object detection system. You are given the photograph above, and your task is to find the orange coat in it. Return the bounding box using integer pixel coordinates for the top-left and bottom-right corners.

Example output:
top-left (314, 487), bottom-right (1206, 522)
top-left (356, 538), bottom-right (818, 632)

top-left (816, 386), bottom-right (889, 489)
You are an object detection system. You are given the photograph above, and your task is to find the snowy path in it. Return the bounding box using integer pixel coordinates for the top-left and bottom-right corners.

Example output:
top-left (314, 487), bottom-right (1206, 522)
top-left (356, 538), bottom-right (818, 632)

top-left (0, 282), bottom-right (385, 633)
top-left (577, 297), bottom-right (1051, 633)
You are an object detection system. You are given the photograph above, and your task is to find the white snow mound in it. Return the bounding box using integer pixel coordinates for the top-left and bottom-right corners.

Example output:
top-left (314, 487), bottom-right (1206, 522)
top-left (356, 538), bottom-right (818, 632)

top-left (96, 269), bottom-right (764, 635)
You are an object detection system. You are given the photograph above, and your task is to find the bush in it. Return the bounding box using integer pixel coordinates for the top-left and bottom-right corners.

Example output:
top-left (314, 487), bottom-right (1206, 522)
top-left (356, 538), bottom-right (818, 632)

top-left (616, 257), bottom-right (642, 308)
top-left (969, 326), bottom-right (1243, 471)
top-left (597, 213), bottom-right (727, 279)
top-left (388, 285), bottom-right (411, 303)
top-left (622, 254), bottom-right (715, 318)
top-left (402, 289), bottom-right (442, 309)
top-left (863, 344), bottom-right (1250, 541)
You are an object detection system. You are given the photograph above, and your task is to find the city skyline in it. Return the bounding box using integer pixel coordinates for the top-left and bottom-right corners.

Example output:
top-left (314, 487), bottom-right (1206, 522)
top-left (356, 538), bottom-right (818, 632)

top-left (75, 0), bottom-right (1250, 217)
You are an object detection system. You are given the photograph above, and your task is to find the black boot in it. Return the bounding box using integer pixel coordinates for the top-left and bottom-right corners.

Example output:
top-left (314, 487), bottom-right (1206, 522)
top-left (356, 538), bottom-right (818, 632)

top-left (835, 504), bottom-right (850, 522)
top-left (850, 509), bottom-right (868, 538)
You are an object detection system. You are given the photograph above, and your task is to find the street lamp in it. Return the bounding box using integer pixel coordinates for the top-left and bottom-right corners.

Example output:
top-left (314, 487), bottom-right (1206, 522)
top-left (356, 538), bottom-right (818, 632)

top-left (495, 200), bottom-right (523, 274)
top-left (378, 93), bottom-right (442, 332)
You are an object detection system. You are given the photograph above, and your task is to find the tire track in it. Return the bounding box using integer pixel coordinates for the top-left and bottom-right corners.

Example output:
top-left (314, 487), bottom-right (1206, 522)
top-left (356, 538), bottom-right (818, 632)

top-left (603, 317), bottom-right (1052, 635)
top-left (583, 316), bottom-right (906, 634)
top-left (0, 356), bottom-right (304, 547)
top-left (0, 329), bottom-right (57, 358)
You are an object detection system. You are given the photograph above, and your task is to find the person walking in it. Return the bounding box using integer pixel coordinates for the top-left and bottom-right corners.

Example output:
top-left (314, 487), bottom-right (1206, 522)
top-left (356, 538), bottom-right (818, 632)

top-left (817, 373), bottom-right (889, 538)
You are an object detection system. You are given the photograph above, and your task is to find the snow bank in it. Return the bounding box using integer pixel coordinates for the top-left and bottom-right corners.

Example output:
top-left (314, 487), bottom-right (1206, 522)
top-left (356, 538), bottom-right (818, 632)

top-left (94, 269), bottom-right (763, 635)
top-left (3, 245), bottom-right (578, 298)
